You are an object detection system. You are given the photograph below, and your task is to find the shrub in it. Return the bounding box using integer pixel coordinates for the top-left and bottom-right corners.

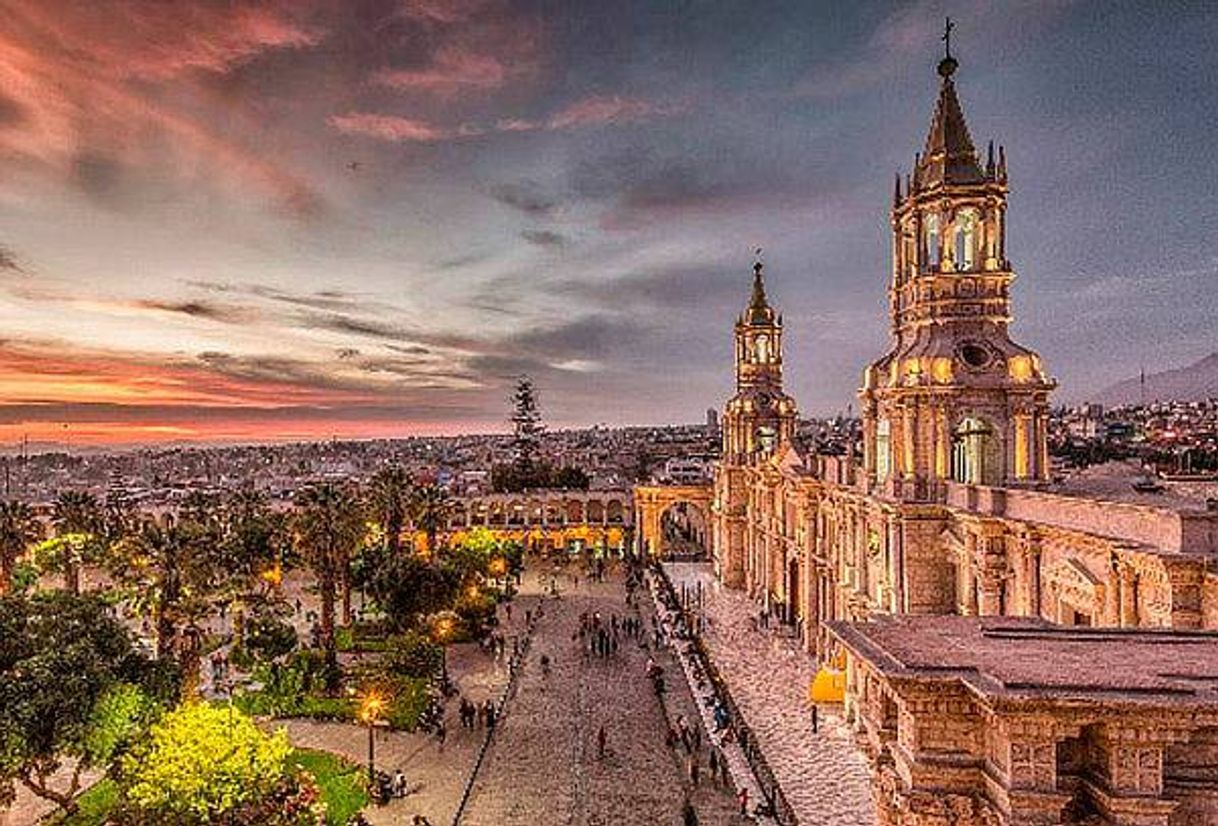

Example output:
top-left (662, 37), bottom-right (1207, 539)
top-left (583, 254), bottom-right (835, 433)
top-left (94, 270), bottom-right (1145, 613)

top-left (380, 631), bottom-right (441, 679)
top-left (117, 702), bottom-right (316, 825)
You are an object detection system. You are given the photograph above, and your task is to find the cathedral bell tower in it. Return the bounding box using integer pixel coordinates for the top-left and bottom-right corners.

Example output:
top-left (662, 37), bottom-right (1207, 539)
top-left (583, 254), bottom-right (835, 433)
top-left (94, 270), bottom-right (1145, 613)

top-left (722, 259), bottom-right (798, 464)
top-left (859, 24), bottom-right (1054, 500)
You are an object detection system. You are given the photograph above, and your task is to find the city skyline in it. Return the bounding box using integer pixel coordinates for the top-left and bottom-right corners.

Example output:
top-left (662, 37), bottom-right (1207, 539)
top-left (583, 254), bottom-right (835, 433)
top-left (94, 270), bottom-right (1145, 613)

top-left (1, 1), bottom-right (1216, 445)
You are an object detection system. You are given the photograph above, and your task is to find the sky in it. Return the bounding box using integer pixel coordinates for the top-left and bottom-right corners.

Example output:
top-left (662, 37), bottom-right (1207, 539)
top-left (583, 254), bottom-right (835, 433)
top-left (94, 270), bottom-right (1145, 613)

top-left (0, 0), bottom-right (1215, 446)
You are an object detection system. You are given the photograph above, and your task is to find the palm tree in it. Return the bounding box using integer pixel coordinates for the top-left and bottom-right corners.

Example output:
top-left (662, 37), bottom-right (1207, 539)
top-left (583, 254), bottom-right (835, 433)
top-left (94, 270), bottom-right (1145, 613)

top-left (411, 482), bottom-right (453, 557)
top-left (51, 490), bottom-right (101, 594)
top-left (0, 500), bottom-right (42, 595)
top-left (294, 482), bottom-right (364, 687)
top-left (368, 465), bottom-right (412, 555)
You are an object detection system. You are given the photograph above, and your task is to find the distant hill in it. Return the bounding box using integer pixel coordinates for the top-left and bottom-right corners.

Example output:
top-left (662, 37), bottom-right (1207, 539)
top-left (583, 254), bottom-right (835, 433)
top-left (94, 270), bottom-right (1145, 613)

top-left (1091, 352), bottom-right (1218, 407)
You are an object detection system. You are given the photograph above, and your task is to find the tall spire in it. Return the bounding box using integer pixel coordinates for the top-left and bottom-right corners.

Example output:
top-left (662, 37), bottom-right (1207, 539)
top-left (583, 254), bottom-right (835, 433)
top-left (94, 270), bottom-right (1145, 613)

top-left (748, 259), bottom-right (771, 320)
top-left (916, 17), bottom-right (983, 190)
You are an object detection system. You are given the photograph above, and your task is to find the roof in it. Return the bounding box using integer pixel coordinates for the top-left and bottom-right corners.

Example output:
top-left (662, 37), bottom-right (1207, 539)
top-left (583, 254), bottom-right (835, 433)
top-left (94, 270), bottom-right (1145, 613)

top-left (916, 61), bottom-right (985, 189)
top-left (827, 615), bottom-right (1218, 710)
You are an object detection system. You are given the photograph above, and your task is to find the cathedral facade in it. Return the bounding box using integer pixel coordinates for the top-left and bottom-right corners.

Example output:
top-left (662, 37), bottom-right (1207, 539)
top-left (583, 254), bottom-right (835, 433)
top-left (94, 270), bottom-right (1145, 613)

top-left (708, 49), bottom-right (1218, 659)
top-left (700, 43), bottom-right (1218, 826)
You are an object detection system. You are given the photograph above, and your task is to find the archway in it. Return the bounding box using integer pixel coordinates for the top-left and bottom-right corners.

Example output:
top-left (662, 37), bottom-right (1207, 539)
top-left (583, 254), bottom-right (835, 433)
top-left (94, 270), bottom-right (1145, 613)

top-left (634, 485), bottom-right (713, 559)
top-left (658, 501), bottom-right (709, 560)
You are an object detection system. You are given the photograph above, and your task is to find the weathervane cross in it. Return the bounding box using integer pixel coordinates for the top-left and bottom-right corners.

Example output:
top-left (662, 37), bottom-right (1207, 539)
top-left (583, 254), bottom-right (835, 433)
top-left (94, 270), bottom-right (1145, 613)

top-left (943, 17), bottom-right (955, 60)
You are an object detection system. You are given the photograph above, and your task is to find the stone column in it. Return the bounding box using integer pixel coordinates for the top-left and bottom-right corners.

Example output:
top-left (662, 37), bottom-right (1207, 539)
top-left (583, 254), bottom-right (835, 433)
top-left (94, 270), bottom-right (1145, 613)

top-left (1119, 562), bottom-right (1138, 628)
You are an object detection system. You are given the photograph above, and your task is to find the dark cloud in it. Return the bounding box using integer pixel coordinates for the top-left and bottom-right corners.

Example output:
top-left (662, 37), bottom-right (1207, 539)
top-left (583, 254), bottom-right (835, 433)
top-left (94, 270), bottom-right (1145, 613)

top-left (489, 181), bottom-right (558, 216)
top-left (0, 93), bottom-right (24, 126)
top-left (0, 244), bottom-right (25, 274)
top-left (136, 299), bottom-right (249, 323)
top-left (521, 229), bottom-right (566, 247)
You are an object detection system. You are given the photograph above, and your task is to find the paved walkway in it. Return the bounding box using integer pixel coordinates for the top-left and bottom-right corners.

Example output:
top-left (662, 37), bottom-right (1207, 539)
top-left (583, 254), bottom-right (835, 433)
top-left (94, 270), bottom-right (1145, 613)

top-left (461, 568), bottom-right (747, 826)
top-left (665, 562), bottom-right (874, 826)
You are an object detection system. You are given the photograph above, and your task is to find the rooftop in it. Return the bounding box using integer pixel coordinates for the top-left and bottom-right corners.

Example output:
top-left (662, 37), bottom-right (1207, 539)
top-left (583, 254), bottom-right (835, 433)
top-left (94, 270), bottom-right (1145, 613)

top-left (1050, 460), bottom-right (1218, 512)
top-left (828, 615), bottom-right (1218, 709)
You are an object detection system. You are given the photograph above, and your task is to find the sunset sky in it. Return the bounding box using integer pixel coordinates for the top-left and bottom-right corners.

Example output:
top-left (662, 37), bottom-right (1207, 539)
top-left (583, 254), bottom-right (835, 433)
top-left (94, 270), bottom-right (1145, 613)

top-left (0, 0), bottom-right (1215, 446)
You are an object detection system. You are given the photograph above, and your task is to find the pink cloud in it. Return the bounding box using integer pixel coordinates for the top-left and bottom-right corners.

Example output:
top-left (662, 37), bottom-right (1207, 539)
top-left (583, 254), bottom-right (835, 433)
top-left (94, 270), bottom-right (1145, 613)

top-left (328, 113), bottom-right (454, 143)
top-left (376, 0), bottom-right (543, 98)
top-left (0, 1), bottom-right (327, 216)
top-left (546, 95), bottom-right (677, 130)
top-left (375, 45), bottom-right (507, 94)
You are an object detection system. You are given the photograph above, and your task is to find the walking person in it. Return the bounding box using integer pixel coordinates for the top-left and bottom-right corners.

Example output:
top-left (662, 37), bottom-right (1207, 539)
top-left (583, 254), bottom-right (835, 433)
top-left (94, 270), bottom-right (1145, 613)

top-left (811, 702), bottom-right (819, 733)
top-left (597, 725), bottom-right (607, 760)
top-left (682, 797), bottom-right (699, 826)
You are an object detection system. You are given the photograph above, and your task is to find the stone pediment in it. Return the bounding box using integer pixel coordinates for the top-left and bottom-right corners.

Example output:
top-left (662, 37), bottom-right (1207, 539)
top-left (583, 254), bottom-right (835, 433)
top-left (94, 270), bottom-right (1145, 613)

top-left (1044, 557), bottom-right (1104, 607)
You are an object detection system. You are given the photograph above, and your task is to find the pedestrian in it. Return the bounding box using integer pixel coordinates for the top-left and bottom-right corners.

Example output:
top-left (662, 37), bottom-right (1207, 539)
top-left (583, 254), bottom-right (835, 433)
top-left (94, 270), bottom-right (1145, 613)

top-left (688, 755), bottom-right (700, 786)
top-left (682, 798), bottom-right (699, 826)
top-left (737, 787), bottom-right (749, 816)
top-left (708, 748), bottom-right (720, 785)
top-left (597, 725), bottom-right (607, 760)
top-left (505, 603), bottom-right (512, 621)
top-left (435, 721), bottom-right (447, 750)
top-left (393, 769), bottom-right (406, 799)
top-left (811, 702), bottom-right (819, 733)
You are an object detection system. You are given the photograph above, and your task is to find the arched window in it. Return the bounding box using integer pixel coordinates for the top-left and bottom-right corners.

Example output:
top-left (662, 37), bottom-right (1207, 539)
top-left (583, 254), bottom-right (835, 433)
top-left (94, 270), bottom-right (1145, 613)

top-left (754, 333), bottom-right (770, 363)
top-left (875, 418), bottom-right (891, 482)
top-left (954, 208), bottom-right (978, 271)
top-left (952, 417), bottom-right (1001, 485)
top-left (923, 212), bottom-right (940, 271)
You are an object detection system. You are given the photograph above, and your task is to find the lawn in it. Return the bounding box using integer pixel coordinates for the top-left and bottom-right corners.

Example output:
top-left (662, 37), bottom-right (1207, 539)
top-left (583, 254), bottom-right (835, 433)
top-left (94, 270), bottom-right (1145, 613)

top-left (290, 749), bottom-right (369, 825)
top-left (53, 750), bottom-right (368, 826)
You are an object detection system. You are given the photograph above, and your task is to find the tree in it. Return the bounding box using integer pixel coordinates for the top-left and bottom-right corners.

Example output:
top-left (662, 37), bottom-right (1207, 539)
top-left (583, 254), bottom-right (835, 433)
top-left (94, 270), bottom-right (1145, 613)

top-left (49, 491), bottom-right (103, 594)
top-left (217, 486), bottom-right (291, 637)
top-left (368, 465), bottom-right (412, 555)
top-left (0, 500), bottom-right (42, 596)
top-left (293, 482), bottom-right (363, 688)
top-left (410, 482), bottom-right (452, 557)
top-left (353, 545), bottom-right (454, 633)
top-left (117, 702), bottom-right (315, 825)
top-left (510, 376), bottom-right (544, 481)
top-left (0, 592), bottom-right (173, 815)
top-left (552, 466), bottom-right (590, 490)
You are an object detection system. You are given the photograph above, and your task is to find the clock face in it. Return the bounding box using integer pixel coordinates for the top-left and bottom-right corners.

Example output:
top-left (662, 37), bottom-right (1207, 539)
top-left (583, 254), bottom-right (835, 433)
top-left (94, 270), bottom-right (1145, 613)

top-left (756, 391), bottom-right (771, 408)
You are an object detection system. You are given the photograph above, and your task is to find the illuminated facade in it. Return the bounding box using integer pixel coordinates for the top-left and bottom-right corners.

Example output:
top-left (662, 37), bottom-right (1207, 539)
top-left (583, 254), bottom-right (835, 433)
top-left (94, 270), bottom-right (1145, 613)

top-left (698, 42), bottom-right (1218, 826)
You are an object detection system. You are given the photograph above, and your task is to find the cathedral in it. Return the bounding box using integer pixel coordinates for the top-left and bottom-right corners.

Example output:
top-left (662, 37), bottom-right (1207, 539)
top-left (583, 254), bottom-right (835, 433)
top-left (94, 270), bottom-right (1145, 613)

top-left (700, 38), bottom-right (1218, 826)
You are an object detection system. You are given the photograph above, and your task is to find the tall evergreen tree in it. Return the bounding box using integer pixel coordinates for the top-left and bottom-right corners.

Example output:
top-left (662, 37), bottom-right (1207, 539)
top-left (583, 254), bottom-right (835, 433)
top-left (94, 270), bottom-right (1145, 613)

top-left (510, 375), bottom-right (544, 481)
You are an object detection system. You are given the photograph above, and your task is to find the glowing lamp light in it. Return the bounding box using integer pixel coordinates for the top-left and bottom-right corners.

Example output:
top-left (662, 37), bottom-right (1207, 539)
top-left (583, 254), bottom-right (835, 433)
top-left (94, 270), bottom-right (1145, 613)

top-left (359, 691), bottom-right (385, 724)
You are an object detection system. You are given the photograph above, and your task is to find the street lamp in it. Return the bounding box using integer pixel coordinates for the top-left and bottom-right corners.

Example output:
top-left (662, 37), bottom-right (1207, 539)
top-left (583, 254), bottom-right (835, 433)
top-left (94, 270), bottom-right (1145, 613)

top-left (433, 614), bottom-right (456, 692)
top-left (359, 691), bottom-right (385, 787)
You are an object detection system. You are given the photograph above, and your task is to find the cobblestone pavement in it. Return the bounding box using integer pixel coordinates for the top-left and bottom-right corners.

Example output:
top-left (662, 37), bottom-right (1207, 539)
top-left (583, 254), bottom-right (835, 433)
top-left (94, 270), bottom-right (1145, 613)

top-left (665, 562), bottom-right (874, 826)
top-left (461, 568), bottom-right (748, 826)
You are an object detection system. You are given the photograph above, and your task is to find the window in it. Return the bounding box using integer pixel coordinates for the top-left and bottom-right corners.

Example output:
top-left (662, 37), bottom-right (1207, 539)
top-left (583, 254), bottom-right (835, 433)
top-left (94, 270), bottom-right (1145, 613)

top-left (754, 333), bottom-right (770, 363)
top-left (954, 208), bottom-right (978, 271)
top-left (924, 212), bottom-right (940, 271)
top-left (875, 418), bottom-right (891, 481)
top-left (952, 417), bottom-right (1001, 485)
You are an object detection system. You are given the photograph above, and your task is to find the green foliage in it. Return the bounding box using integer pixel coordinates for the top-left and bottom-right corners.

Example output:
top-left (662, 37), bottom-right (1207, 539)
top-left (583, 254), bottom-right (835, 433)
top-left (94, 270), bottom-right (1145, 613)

top-left (353, 545), bottom-right (455, 632)
top-left (0, 592), bottom-right (172, 812)
top-left (82, 684), bottom-right (155, 768)
top-left (0, 499), bottom-right (42, 596)
top-left (50, 778), bottom-right (117, 826)
top-left (8, 561), bottom-right (38, 595)
top-left (118, 702), bottom-right (298, 822)
top-left (244, 613), bottom-right (298, 663)
top-left (288, 750), bottom-right (368, 826)
top-left (59, 750), bottom-right (366, 826)
top-left (294, 482), bottom-right (365, 686)
top-left (379, 631), bottom-right (441, 679)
